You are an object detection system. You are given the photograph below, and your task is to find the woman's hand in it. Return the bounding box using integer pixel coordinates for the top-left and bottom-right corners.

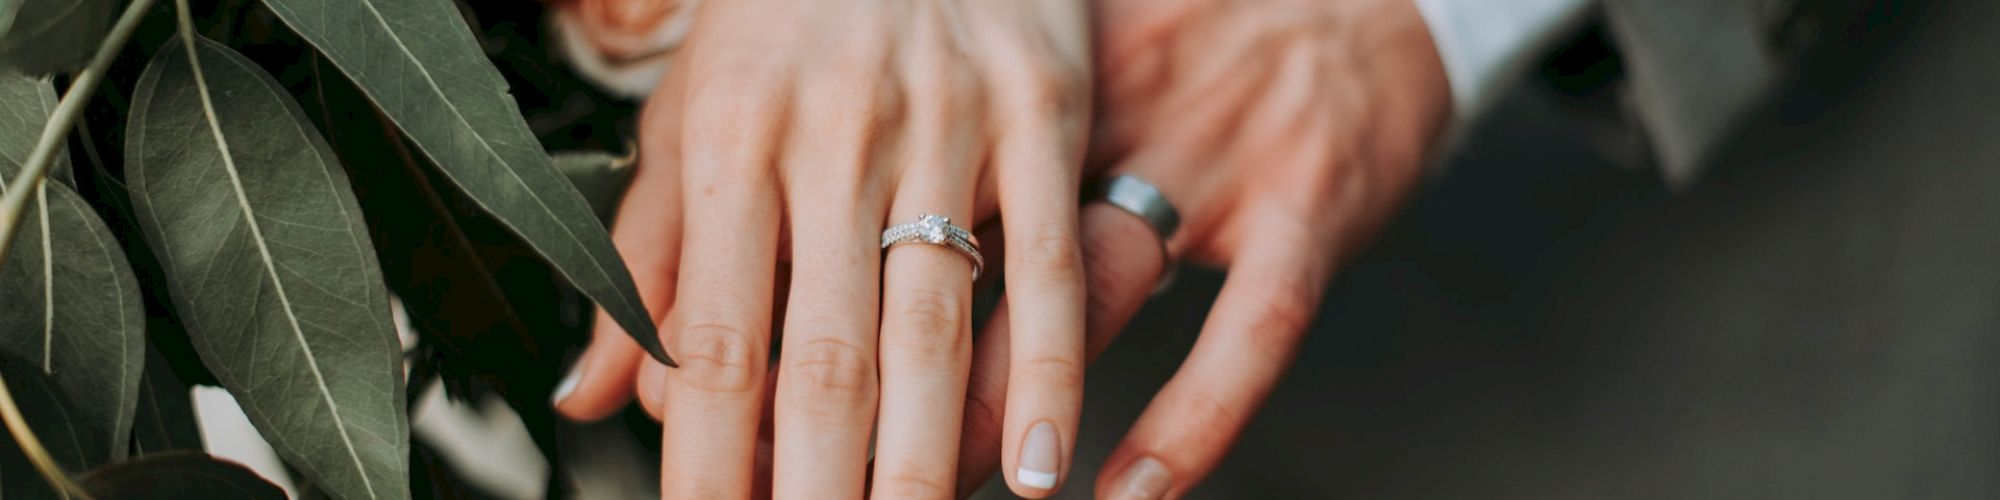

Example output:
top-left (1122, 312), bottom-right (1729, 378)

top-left (551, 0), bottom-right (1096, 497)
top-left (951, 0), bottom-right (1452, 496)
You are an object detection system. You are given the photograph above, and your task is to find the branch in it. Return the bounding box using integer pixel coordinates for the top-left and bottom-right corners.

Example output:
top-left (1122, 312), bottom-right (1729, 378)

top-left (0, 0), bottom-right (161, 498)
top-left (0, 0), bottom-right (158, 264)
top-left (0, 371), bottom-right (87, 498)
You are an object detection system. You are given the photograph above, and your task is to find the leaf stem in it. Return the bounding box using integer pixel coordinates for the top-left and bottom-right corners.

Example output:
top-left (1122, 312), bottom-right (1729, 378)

top-left (0, 0), bottom-right (157, 265)
top-left (0, 0), bottom-right (159, 497)
top-left (0, 371), bottom-right (89, 498)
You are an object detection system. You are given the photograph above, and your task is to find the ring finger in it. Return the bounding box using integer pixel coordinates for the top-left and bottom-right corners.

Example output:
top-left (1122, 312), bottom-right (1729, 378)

top-left (869, 124), bottom-right (985, 500)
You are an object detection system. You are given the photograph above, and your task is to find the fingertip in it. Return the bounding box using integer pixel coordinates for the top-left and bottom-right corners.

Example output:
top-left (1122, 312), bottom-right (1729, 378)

top-left (1099, 454), bottom-right (1173, 500)
top-left (553, 332), bottom-right (646, 422)
top-left (1008, 420), bottom-right (1068, 497)
top-left (637, 357), bottom-right (669, 421)
top-left (551, 363), bottom-right (583, 408)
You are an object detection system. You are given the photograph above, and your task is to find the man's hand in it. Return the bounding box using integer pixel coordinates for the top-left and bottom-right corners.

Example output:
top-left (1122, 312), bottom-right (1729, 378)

top-left (953, 0), bottom-right (1452, 496)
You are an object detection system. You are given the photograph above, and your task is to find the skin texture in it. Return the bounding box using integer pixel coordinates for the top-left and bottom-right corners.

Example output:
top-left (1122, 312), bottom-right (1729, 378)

top-left (552, 0), bottom-right (1448, 497)
top-left (551, 0), bottom-right (1096, 498)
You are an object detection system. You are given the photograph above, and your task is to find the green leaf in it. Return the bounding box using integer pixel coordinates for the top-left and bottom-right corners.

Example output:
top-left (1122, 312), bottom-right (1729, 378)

top-left (0, 0), bottom-right (114, 75)
top-left (79, 451), bottom-right (287, 499)
top-left (553, 150), bottom-right (636, 224)
top-left (126, 35), bottom-right (408, 500)
top-left (0, 73), bottom-right (71, 190)
top-left (0, 353), bottom-right (94, 498)
top-left (260, 0), bottom-right (672, 366)
top-left (0, 71), bottom-right (142, 464)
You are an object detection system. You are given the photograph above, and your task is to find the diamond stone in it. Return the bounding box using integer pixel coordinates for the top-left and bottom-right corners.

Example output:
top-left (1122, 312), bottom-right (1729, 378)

top-left (918, 214), bottom-right (949, 244)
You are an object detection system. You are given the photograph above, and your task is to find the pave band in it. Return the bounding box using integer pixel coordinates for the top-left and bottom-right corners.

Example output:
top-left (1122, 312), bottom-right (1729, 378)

top-left (882, 213), bottom-right (984, 279)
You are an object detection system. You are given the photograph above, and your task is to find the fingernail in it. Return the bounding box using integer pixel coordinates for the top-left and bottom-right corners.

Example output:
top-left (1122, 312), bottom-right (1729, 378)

top-left (1017, 421), bottom-right (1061, 490)
top-left (1108, 456), bottom-right (1171, 500)
top-left (551, 363), bottom-right (583, 407)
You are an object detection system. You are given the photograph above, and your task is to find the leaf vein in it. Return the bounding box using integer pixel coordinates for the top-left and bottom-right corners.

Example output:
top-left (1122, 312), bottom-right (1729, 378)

top-left (181, 35), bottom-right (379, 499)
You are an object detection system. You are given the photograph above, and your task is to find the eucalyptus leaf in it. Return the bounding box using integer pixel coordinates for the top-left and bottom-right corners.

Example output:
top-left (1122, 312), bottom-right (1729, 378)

top-left (0, 71), bottom-right (142, 464)
top-left (127, 35), bottom-right (408, 500)
top-left (0, 353), bottom-right (94, 498)
top-left (260, 0), bottom-right (672, 366)
top-left (553, 150), bottom-right (636, 224)
top-left (0, 73), bottom-right (71, 189)
top-left (0, 0), bottom-right (114, 75)
top-left (79, 451), bottom-right (287, 500)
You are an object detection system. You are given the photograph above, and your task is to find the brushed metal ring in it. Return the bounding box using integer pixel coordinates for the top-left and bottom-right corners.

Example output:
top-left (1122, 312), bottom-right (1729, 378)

top-left (1093, 175), bottom-right (1180, 295)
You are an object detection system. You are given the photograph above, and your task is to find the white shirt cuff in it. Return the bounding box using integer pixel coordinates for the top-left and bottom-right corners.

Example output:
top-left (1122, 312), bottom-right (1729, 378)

top-left (1412, 0), bottom-right (1597, 123)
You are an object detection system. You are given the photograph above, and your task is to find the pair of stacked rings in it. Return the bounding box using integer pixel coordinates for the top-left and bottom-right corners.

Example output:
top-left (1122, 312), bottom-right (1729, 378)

top-left (881, 213), bottom-right (984, 279)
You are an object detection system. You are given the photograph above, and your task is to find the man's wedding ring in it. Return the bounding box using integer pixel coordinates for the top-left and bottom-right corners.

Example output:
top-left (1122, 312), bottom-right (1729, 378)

top-left (1093, 175), bottom-right (1180, 294)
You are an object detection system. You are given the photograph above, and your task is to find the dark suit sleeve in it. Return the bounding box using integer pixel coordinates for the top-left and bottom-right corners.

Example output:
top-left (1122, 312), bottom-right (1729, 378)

top-left (1592, 0), bottom-right (1896, 187)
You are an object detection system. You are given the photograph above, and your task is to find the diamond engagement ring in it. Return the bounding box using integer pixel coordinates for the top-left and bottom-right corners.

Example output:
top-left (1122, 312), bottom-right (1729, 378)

top-left (882, 214), bottom-right (984, 279)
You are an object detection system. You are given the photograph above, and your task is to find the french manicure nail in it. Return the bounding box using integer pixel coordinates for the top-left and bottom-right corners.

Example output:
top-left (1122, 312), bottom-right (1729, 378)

top-left (1017, 421), bottom-right (1061, 490)
top-left (1109, 456), bottom-right (1171, 500)
top-left (551, 364), bottom-right (583, 407)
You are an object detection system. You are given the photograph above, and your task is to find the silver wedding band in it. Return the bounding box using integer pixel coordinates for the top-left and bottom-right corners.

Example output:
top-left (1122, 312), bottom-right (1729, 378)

top-left (1093, 175), bottom-right (1180, 294)
top-left (882, 213), bottom-right (984, 280)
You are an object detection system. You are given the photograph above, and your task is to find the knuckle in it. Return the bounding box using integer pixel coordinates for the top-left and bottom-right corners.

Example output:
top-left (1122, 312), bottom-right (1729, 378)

top-left (792, 88), bottom-right (896, 184)
top-left (1241, 280), bottom-right (1318, 359)
top-left (1012, 227), bottom-right (1086, 290)
top-left (672, 322), bottom-right (766, 394)
top-left (875, 472), bottom-right (954, 500)
top-left (883, 285), bottom-right (969, 362)
top-left (1177, 390), bottom-right (1248, 452)
top-left (907, 66), bottom-right (982, 119)
top-left (1005, 65), bottom-right (1087, 121)
top-left (1022, 354), bottom-right (1086, 391)
top-left (812, 72), bottom-right (889, 113)
top-left (1260, 275), bottom-right (1320, 333)
top-left (681, 92), bottom-right (785, 184)
top-left (779, 338), bottom-right (878, 414)
top-left (1256, 300), bottom-right (1315, 341)
top-left (827, 31), bottom-right (892, 71)
top-left (686, 74), bottom-right (781, 123)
